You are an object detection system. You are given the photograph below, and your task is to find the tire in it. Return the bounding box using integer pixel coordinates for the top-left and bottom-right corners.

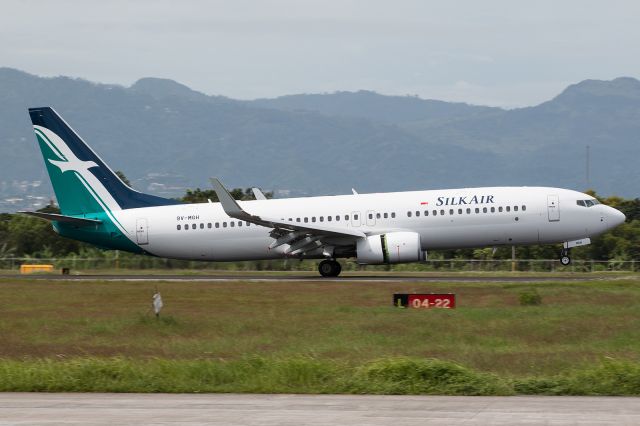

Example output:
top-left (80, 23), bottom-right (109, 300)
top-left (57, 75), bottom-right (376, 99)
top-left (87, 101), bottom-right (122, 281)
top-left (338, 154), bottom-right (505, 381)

top-left (318, 260), bottom-right (342, 277)
top-left (560, 256), bottom-right (571, 266)
top-left (319, 260), bottom-right (334, 277)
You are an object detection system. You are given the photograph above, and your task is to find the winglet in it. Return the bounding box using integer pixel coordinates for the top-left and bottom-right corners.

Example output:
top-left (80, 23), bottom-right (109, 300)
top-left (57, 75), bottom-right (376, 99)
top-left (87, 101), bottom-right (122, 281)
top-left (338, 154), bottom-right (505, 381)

top-left (252, 187), bottom-right (267, 200)
top-left (352, 188), bottom-right (358, 195)
top-left (210, 178), bottom-right (253, 221)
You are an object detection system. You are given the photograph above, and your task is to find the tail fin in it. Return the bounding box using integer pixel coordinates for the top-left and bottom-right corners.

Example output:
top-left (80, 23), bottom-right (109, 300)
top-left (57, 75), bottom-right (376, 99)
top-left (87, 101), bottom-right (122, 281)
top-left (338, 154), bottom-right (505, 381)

top-left (28, 107), bottom-right (178, 216)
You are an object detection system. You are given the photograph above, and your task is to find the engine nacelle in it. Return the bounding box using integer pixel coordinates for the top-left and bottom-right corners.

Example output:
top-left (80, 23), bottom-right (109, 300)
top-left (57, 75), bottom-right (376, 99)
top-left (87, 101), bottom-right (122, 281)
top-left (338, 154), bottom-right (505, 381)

top-left (356, 232), bottom-right (425, 265)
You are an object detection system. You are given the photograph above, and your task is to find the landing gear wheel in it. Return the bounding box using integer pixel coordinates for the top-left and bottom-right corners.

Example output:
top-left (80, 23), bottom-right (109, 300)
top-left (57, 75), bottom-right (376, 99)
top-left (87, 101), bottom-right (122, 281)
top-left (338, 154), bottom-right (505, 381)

top-left (318, 260), bottom-right (342, 277)
top-left (560, 256), bottom-right (571, 266)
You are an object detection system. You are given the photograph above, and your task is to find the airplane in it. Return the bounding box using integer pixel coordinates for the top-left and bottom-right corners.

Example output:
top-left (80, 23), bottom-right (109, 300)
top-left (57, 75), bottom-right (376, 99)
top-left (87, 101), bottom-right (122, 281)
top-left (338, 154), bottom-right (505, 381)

top-left (20, 107), bottom-right (626, 277)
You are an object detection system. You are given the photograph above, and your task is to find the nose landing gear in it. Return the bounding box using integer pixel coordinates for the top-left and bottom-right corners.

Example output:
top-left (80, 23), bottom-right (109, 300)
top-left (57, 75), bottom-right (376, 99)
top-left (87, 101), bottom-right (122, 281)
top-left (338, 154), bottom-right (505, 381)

top-left (319, 259), bottom-right (342, 277)
top-left (560, 248), bottom-right (571, 266)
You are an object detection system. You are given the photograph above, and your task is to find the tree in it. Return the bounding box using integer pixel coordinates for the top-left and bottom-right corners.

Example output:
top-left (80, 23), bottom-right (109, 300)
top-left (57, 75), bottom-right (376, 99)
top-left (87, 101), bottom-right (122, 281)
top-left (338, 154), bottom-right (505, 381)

top-left (116, 170), bottom-right (132, 187)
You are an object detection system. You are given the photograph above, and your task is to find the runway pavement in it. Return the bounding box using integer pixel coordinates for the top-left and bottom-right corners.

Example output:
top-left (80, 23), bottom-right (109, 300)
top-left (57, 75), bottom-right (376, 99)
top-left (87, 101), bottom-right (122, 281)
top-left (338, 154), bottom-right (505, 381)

top-left (0, 273), bottom-right (617, 283)
top-left (0, 393), bottom-right (639, 425)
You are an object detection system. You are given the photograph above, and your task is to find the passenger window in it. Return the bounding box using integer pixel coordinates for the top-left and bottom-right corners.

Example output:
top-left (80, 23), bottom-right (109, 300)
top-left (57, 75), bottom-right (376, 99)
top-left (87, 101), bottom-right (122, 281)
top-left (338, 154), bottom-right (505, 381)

top-left (433, 210), bottom-right (437, 216)
top-left (424, 211), bottom-right (429, 216)
top-left (223, 222), bottom-right (227, 228)
top-left (296, 218), bottom-right (301, 222)
top-left (466, 208), bottom-right (471, 214)
top-left (184, 226), bottom-right (188, 231)
top-left (491, 207), bottom-right (495, 213)
top-left (416, 211), bottom-right (420, 217)
top-left (407, 211), bottom-right (412, 217)
top-left (506, 206), bottom-right (511, 212)
top-left (449, 209), bottom-right (454, 215)
top-left (369, 213), bottom-right (373, 219)
top-left (458, 209), bottom-right (462, 214)
top-left (336, 215), bottom-right (341, 221)
top-left (200, 223), bottom-right (204, 229)
top-left (514, 206), bottom-right (519, 212)
top-left (440, 209), bottom-right (445, 215)
top-left (376, 213), bottom-right (381, 219)
top-left (192, 224), bottom-right (196, 229)
top-left (391, 212), bottom-right (396, 218)
top-left (475, 208), bottom-right (480, 214)
top-left (246, 222), bottom-right (250, 226)
top-left (498, 207), bottom-right (503, 212)
top-left (304, 217), bottom-right (308, 223)
top-left (312, 217), bottom-right (316, 223)
top-left (354, 214), bottom-right (359, 220)
top-left (328, 216), bottom-right (332, 222)
top-left (177, 224), bottom-right (181, 230)
top-left (288, 218), bottom-right (292, 221)
top-left (522, 205), bottom-right (526, 211)
top-left (383, 213), bottom-right (388, 219)
top-left (482, 207), bottom-right (487, 213)
top-left (320, 216), bottom-right (324, 222)
top-left (345, 215), bottom-right (349, 220)
top-left (230, 222), bottom-right (235, 227)
top-left (238, 221), bottom-right (242, 227)
top-left (215, 222), bottom-right (220, 228)
top-left (208, 223), bottom-right (212, 229)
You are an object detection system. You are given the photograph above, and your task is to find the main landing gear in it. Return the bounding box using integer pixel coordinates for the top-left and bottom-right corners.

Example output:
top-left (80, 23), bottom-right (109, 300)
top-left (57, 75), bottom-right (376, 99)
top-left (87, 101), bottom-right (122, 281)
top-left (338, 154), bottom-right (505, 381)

top-left (560, 248), bottom-right (571, 266)
top-left (319, 259), bottom-right (342, 277)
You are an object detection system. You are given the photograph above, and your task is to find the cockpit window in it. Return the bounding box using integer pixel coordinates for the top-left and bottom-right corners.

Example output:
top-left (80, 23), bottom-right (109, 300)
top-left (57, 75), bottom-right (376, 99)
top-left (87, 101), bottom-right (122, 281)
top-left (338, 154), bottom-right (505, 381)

top-left (577, 199), bottom-right (600, 207)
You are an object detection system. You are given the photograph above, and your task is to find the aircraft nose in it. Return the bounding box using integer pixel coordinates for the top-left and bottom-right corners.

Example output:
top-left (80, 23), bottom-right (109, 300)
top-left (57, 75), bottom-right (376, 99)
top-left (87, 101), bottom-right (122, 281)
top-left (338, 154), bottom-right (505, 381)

top-left (611, 209), bottom-right (627, 226)
top-left (608, 207), bottom-right (626, 227)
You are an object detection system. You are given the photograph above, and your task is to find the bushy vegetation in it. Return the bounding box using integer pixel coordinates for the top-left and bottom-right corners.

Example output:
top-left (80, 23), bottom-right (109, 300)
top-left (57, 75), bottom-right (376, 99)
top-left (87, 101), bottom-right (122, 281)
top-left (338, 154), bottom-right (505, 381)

top-left (1, 356), bottom-right (639, 395)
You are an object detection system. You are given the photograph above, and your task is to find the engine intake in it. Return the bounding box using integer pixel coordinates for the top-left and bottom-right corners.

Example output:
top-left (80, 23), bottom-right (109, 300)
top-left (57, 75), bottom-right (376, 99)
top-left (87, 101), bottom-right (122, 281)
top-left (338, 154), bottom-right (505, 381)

top-left (356, 231), bottom-right (425, 264)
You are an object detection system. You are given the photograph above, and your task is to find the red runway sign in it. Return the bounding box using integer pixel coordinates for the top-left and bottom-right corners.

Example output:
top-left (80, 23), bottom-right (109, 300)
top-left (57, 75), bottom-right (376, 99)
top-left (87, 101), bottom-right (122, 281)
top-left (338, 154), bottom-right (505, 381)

top-left (394, 293), bottom-right (456, 309)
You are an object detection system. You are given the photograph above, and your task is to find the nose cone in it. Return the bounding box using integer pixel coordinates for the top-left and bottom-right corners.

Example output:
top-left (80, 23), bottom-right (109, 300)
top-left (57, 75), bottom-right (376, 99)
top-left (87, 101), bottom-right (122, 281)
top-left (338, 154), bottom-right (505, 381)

top-left (609, 207), bottom-right (626, 228)
top-left (613, 209), bottom-right (627, 226)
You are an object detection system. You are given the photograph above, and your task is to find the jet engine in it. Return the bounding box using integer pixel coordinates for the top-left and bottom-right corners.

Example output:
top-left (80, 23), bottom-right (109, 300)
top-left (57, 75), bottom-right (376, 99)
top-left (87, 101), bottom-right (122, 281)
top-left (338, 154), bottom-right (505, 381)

top-left (356, 232), bottom-right (426, 264)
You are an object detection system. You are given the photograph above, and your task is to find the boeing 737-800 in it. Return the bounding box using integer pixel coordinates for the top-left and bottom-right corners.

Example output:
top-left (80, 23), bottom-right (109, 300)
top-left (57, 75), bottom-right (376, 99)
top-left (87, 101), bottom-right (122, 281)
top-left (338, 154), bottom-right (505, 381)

top-left (20, 107), bottom-right (626, 277)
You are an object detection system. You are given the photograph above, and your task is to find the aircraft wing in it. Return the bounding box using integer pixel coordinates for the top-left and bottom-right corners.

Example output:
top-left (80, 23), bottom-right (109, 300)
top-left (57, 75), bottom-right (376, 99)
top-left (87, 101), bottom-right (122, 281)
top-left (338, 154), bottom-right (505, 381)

top-left (210, 178), bottom-right (366, 241)
top-left (18, 211), bottom-right (102, 226)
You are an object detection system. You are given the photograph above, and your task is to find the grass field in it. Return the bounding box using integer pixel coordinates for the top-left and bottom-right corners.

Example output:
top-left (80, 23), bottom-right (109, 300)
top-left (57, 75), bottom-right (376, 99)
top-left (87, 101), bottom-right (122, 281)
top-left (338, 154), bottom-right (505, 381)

top-left (1, 274), bottom-right (639, 394)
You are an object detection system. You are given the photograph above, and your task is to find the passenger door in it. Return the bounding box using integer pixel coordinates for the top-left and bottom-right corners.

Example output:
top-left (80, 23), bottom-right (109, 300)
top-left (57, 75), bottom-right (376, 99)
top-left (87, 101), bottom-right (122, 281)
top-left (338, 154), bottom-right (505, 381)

top-left (547, 195), bottom-right (560, 222)
top-left (136, 218), bottom-right (149, 245)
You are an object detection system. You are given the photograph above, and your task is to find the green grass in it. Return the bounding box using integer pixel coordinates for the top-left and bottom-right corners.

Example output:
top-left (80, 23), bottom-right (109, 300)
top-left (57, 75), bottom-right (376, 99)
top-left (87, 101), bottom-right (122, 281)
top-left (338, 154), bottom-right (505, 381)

top-left (0, 276), bottom-right (639, 394)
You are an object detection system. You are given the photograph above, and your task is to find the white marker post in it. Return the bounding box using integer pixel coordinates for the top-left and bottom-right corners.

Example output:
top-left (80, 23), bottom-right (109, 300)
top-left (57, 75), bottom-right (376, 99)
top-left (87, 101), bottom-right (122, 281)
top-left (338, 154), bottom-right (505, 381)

top-left (152, 291), bottom-right (163, 319)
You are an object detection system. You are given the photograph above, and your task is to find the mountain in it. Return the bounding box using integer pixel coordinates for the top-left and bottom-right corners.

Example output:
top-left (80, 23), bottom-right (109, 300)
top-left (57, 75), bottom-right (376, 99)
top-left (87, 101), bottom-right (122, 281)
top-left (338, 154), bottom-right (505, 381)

top-left (0, 68), bottom-right (638, 212)
top-left (251, 90), bottom-right (499, 126)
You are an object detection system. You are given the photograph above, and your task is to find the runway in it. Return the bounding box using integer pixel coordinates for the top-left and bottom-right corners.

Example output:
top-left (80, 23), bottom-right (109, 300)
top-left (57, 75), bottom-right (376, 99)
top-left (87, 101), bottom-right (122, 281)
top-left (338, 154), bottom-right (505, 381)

top-left (0, 393), bottom-right (638, 425)
top-left (0, 273), bottom-right (618, 283)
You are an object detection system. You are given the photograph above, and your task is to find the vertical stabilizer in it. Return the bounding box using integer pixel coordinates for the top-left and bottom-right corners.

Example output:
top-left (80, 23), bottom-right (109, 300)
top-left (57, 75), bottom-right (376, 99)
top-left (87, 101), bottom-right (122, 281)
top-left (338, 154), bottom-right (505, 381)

top-left (28, 107), bottom-right (177, 216)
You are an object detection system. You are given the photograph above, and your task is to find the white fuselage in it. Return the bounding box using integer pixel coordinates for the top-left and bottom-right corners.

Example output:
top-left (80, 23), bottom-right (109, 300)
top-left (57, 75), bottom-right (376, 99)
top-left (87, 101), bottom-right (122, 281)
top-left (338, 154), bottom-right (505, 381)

top-left (107, 186), bottom-right (624, 261)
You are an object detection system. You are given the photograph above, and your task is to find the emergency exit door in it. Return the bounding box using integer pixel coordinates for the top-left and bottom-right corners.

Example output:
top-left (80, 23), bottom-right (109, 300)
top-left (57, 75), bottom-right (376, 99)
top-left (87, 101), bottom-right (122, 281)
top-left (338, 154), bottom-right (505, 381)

top-left (136, 218), bottom-right (149, 245)
top-left (547, 195), bottom-right (560, 222)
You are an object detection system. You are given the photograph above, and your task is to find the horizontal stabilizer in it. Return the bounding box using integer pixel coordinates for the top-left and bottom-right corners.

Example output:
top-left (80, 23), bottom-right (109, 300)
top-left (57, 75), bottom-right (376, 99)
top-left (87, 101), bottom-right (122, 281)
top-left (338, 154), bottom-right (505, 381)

top-left (18, 211), bottom-right (102, 226)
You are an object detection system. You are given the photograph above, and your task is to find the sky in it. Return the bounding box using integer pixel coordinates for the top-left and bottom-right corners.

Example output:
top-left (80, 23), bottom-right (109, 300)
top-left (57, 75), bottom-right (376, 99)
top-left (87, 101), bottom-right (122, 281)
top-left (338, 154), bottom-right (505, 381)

top-left (2, 0), bottom-right (639, 107)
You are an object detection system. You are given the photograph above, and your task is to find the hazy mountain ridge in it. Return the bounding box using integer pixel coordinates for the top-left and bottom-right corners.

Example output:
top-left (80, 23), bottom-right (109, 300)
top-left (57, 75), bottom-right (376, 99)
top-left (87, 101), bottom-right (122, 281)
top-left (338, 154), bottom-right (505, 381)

top-left (0, 68), bottom-right (638, 211)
